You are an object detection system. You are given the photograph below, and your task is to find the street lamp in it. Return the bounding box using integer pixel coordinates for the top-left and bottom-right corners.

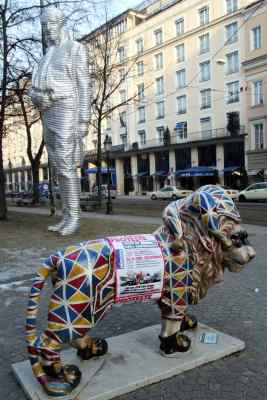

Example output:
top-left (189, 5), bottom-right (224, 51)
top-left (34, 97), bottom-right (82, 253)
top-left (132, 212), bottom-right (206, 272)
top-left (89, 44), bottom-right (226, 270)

top-left (104, 134), bottom-right (113, 214)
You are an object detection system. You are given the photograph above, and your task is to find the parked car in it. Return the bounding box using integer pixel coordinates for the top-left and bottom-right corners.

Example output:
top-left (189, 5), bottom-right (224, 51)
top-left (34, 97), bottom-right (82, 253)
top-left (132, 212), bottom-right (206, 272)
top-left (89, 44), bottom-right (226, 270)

top-left (150, 186), bottom-right (193, 200)
top-left (238, 182), bottom-right (267, 202)
top-left (218, 185), bottom-right (239, 200)
top-left (15, 192), bottom-right (49, 206)
top-left (15, 192), bottom-right (33, 206)
top-left (92, 185), bottom-right (117, 199)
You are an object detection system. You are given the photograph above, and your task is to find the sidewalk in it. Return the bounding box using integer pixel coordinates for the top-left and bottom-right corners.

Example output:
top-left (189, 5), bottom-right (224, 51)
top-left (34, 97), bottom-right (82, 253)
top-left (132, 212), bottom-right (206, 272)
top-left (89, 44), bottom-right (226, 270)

top-left (8, 205), bottom-right (267, 235)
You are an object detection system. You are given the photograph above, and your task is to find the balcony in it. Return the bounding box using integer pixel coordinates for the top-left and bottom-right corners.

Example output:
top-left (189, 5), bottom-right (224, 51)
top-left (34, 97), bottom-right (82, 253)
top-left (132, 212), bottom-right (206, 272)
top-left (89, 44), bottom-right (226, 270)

top-left (111, 126), bottom-right (246, 153)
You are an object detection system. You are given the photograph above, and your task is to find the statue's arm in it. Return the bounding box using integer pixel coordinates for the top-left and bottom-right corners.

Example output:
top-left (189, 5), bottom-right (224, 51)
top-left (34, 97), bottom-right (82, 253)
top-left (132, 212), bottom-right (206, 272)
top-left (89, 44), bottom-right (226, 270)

top-left (75, 43), bottom-right (92, 136)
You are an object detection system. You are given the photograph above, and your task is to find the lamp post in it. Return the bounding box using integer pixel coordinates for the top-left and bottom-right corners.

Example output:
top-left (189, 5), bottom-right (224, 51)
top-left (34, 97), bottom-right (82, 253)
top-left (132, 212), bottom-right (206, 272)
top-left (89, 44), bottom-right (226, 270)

top-left (104, 134), bottom-right (113, 214)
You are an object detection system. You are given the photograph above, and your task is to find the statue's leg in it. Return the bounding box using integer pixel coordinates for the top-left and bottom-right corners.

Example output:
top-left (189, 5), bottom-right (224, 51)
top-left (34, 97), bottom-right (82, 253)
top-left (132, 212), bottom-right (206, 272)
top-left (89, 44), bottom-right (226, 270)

top-left (59, 169), bottom-right (80, 236)
top-left (48, 174), bottom-right (69, 232)
top-left (158, 300), bottom-right (194, 356)
top-left (35, 331), bottom-right (82, 397)
top-left (72, 334), bottom-right (108, 360)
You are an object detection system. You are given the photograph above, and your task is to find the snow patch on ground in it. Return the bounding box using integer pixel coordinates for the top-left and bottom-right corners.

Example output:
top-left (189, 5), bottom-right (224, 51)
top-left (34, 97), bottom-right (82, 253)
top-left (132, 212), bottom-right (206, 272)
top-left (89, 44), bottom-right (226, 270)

top-left (0, 247), bottom-right (48, 283)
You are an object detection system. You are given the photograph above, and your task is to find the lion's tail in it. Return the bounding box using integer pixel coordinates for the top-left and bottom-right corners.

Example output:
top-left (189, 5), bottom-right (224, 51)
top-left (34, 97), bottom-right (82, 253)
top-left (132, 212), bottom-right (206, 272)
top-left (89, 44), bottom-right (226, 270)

top-left (26, 256), bottom-right (56, 387)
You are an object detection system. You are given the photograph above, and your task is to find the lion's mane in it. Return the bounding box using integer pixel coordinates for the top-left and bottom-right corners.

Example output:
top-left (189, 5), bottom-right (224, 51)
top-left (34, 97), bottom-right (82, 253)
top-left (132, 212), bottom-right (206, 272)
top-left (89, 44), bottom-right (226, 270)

top-left (181, 215), bottom-right (236, 304)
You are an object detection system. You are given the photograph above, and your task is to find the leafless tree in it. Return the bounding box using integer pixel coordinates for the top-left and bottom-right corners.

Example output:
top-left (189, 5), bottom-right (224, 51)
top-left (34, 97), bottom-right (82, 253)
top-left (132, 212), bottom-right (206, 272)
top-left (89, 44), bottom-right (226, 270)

top-left (0, 0), bottom-right (113, 219)
top-left (82, 10), bottom-right (145, 202)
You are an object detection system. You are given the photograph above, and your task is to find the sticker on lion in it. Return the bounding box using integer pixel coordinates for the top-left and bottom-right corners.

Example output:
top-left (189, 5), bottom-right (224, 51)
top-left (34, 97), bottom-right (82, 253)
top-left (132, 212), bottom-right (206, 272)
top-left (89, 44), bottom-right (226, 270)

top-left (26, 185), bottom-right (255, 397)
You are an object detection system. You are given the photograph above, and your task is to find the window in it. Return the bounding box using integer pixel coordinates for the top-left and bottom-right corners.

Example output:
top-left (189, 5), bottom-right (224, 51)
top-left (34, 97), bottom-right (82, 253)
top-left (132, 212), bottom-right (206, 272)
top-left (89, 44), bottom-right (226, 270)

top-left (176, 121), bottom-right (187, 140)
top-left (119, 111), bottom-right (127, 128)
top-left (138, 106), bottom-right (145, 123)
top-left (155, 52), bottom-right (163, 70)
top-left (121, 134), bottom-right (127, 146)
top-left (137, 61), bottom-right (144, 76)
top-left (119, 68), bottom-right (126, 81)
top-left (226, 51), bottom-right (239, 74)
top-left (175, 17), bottom-right (184, 36)
top-left (136, 38), bottom-right (144, 54)
top-left (155, 76), bottom-right (164, 95)
top-left (138, 129), bottom-right (146, 146)
top-left (254, 123), bottom-right (264, 149)
top-left (156, 101), bottom-right (165, 119)
top-left (251, 26), bottom-right (261, 50)
top-left (176, 43), bottom-right (185, 62)
top-left (120, 89), bottom-right (126, 103)
top-left (226, 22), bottom-right (238, 44)
top-left (176, 69), bottom-right (186, 88)
top-left (154, 28), bottom-right (163, 46)
top-left (177, 95), bottom-right (187, 114)
top-left (227, 81), bottom-right (240, 103)
top-left (118, 47), bottom-right (125, 63)
top-left (137, 83), bottom-right (145, 100)
top-left (199, 33), bottom-right (210, 54)
top-left (226, 0), bottom-right (238, 14)
top-left (201, 117), bottom-right (212, 138)
top-left (106, 117), bottom-right (112, 130)
top-left (200, 61), bottom-right (211, 81)
top-left (199, 6), bottom-right (209, 26)
top-left (254, 80), bottom-right (264, 105)
top-left (200, 89), bottom-right (212, 109)
top-left (157, 126), bottom-right (165, 143)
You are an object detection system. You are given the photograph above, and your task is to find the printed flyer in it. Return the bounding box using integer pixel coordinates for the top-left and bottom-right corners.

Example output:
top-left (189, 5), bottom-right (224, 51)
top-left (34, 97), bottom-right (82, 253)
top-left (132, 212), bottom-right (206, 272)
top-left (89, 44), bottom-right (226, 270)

top-left (108, 234), bottom-right (165, 304)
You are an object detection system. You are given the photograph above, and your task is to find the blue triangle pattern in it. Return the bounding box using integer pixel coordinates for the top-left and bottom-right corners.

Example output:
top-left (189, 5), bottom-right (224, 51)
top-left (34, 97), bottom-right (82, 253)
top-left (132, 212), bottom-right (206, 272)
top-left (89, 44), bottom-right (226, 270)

top-left (54, 305), bottom-right (68, 322)
top-left (65, 284), bottom-right (77, 299)
top-left (54, 286), bottom-right (64, 300)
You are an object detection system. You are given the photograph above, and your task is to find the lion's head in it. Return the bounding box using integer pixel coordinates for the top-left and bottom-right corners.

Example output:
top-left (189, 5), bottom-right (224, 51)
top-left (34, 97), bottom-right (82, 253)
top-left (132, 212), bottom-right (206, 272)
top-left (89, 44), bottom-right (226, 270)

top-left (161, 185), bottom-right (256, 302)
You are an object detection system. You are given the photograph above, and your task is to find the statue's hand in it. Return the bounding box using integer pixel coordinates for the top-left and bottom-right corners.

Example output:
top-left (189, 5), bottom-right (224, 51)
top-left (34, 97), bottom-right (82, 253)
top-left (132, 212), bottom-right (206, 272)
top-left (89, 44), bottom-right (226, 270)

top-left (29, 89), bottom-right (52, 111)
top-left (79, 122), bottom-right (88, 138)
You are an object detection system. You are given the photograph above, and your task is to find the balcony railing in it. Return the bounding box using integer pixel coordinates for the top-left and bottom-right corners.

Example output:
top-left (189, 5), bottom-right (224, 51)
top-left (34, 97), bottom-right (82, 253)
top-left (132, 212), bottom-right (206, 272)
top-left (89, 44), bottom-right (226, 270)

top-left (112, 126), bottom-right (246, 153)
top-left (84, 126), bottom-right (245, 159)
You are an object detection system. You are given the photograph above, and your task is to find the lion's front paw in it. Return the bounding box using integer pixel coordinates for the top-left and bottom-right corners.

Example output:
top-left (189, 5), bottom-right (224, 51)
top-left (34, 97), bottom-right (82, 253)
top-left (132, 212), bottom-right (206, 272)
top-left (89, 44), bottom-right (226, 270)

top-left (77, 337), bottom-right (108, 360)
top-left (159, 332), bottom-right (191, 357)
top-left (180, 314), bottom-right (198, 331)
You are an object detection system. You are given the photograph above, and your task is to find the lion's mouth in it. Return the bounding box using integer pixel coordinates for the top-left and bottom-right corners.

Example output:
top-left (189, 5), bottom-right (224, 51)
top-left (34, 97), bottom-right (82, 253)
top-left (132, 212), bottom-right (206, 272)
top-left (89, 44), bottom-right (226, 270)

top-left (226, 258), bottom-right (246, 272)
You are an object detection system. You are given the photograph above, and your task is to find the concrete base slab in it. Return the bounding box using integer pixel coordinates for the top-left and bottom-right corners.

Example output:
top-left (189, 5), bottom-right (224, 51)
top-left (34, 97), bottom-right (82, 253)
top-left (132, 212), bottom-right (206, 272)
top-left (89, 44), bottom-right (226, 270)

top-left (12, 323), bottom-right (245, 400)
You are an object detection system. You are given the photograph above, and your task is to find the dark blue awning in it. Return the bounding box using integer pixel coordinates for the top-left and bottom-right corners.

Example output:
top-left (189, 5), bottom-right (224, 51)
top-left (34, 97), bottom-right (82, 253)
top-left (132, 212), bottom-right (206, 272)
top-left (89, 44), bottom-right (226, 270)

top-left (153, 170), bottom-right (168, 177)
top-left (85, 168), bottom-right (116, 174)
top-left (223, 166), bottom-right (239, 173)
top-left (176, 166), bottom-right (217, 177)
top-left (137, 171), bottom-right (149, 177)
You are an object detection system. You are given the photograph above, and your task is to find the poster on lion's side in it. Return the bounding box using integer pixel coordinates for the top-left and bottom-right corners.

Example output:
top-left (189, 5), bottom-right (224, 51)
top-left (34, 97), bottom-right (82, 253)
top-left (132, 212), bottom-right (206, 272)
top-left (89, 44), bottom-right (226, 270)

top-left (107, 234), bottom-right (165, 304)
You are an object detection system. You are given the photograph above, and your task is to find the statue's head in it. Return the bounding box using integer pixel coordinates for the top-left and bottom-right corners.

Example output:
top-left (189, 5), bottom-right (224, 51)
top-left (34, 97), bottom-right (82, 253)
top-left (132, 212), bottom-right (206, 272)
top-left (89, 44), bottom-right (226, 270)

top-left (41, 6), bottom-right (65, 46)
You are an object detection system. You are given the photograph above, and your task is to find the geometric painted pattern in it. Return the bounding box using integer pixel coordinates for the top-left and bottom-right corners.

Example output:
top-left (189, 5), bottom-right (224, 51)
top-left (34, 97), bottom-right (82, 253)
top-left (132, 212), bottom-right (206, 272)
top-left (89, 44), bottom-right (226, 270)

top-left (26, 185), bottom-right (239, 390)
top-left (163, 184), bottom-right (241, 253)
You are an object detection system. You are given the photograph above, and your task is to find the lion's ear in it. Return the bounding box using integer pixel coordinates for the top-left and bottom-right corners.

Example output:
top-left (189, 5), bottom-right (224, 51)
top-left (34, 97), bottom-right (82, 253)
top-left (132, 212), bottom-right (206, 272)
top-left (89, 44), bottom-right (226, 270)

top-left (162, 202), bottom-right (183, 239)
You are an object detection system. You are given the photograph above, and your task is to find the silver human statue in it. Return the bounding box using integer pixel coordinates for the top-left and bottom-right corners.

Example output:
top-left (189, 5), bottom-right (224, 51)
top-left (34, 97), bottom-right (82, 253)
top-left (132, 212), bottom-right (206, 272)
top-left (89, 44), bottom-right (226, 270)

top-left (30, 7), bottom-right (91, 235)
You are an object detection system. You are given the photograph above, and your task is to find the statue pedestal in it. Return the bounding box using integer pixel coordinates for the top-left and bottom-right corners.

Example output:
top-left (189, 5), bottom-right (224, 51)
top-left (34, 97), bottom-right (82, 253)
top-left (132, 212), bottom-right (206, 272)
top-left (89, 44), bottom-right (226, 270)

top-left (12, 323), bottom-right (244, 400)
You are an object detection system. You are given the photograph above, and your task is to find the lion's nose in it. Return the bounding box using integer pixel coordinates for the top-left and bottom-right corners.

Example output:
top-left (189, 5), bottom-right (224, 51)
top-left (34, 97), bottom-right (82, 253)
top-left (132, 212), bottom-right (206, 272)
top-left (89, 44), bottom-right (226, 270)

top-left (248, 246), bottom-right (256, 261)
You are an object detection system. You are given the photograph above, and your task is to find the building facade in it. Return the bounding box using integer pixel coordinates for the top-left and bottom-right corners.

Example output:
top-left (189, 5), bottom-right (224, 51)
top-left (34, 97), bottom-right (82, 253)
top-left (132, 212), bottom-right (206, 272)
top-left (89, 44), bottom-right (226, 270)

top-left (85, 0), bottom-right (261, 195)
top-left (3, 0), bottom-right (266, 194)
top-left (242, 0), bottom-right (267, 182)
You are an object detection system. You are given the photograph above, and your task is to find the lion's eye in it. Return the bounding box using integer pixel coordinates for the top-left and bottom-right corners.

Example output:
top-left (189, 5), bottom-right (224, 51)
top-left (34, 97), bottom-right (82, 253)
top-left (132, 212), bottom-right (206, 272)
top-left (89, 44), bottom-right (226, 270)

top-left (230, 234), bottom-right (242, 247)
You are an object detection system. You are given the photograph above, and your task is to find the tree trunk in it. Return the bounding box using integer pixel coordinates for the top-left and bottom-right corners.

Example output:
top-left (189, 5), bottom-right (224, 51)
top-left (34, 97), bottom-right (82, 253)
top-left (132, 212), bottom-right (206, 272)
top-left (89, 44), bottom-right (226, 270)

top-left (31, 160), bottom-right (40, 204)
top-left (0, 6), bottom-right (8, 220)
top-left (0, 141), bottom-right (7, 220)
top-left (96, 121), bottom-right (102, 205)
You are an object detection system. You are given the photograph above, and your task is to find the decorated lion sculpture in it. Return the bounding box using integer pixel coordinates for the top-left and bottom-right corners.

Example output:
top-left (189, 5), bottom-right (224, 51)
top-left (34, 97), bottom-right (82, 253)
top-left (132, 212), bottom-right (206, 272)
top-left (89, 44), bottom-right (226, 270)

top-left (26, 185), bottom-right (255, 397)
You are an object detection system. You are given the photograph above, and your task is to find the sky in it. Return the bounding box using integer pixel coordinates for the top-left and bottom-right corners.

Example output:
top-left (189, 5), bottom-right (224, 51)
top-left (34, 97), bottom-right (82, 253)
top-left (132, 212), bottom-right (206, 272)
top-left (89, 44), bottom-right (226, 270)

top-left (114, 0), bottom-right (140, 14)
